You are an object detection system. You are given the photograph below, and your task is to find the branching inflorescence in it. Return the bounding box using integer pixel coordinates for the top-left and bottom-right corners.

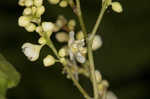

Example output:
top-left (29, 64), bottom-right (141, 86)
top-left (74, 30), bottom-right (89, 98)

top-left (18, 0), bottom-right (123, 99)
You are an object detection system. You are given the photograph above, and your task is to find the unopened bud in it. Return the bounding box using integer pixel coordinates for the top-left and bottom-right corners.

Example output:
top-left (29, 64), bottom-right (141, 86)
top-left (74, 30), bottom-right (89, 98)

top-left (43, 55), bottom-right (56, 67)
top-left (111, 2), bottom-right (123, 13)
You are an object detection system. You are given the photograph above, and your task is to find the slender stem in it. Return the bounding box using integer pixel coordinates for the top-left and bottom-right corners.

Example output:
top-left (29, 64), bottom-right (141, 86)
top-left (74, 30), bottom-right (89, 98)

top-left (87, 1), bottom-right (109, 99)
top-left (64, 64), bottom-right (91, 99)
top-left (87, 41), bottom-right (99, 99)
top-left (90, 0), bottom-right (108, 40)
top-left (43, 32), bottom-right (59, 58)
top-left (76, 0), bottom-right (87, 38)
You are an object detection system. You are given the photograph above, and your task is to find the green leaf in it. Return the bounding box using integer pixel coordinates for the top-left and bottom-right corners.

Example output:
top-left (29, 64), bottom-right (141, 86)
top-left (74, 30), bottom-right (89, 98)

top-left (0, 54), bottom-right (20, 98)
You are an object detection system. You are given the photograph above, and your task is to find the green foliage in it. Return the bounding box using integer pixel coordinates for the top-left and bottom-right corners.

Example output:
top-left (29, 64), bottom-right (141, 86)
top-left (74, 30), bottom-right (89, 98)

top-left (0, 54), bottom-right (20, 99)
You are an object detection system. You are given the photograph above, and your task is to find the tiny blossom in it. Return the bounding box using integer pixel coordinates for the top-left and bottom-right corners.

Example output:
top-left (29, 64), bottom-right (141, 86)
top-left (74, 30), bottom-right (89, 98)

top-left (31, 6), bottom-right (37, 15)
top-left (43, 55), bottom-right (56, 67)
top-left (92, 35), bottom-right (103, 51)
top-left (111, 2), bottom-right (123, 13)
top-left (22, 43), bottom-right (43, 61)
top-left (25, 23), bottom-right (36, 32)
top-left (56, 15), bottom-right (67, 28)
top-left (75, 52), bottom-right (86, 63)
top-left (55, 32), bottom-right (69, 43)
top-left (59, 0), bottom-right (68, 8)
top-left (18, 16), bottom-right (30, 27)
top-left (36, 6), bottom-right (45, 17)
top-left (42, 22), bottom-right (55, 32)
top-left (23, 7), bottom-right (32, 15)
top-left (58, 47), bottom-right (67, 57)
top-left (18, 0), bottom-right (25, 6)
top-left (68, 31), bottom-right (86, 63)
top-left (68, 19), bottom-right (76, 30)
top-left (76, 31), bottom-right (84, 40)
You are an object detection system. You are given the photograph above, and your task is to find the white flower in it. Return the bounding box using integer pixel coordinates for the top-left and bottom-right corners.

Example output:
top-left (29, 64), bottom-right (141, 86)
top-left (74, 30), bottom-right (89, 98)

top-left (22, 43), bottom-right (43, 61)
top-left (68, 31), bottom-right (86, 63)
top-left (43, 55), bottom-right (56, 67)
top-left (42, 22), bottom-right (55, 32)
top-left (92, 35), bottom-right (103, 51)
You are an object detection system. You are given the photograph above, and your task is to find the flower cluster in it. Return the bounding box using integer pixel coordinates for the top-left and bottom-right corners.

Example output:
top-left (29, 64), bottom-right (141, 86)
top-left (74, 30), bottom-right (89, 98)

top-left (18, 0), bottom-right (123, 99)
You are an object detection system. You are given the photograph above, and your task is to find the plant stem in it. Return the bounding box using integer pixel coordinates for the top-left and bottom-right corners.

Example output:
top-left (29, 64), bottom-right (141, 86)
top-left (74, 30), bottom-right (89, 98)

top-left (87, 41), bottom-right (99, 99)
top-left (63, 64), bottom-right (91, 99)
top-left (90, 0), bottom-right (108, 40)
top-left (87, 1), bottom-right (109, 99)
top-left (76, 0), bottom-right (87, 38)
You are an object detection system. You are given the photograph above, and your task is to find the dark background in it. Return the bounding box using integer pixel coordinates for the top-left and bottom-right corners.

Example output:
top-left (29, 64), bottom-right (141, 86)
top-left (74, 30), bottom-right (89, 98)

top-left (0, 0), bottom-right (150, 99)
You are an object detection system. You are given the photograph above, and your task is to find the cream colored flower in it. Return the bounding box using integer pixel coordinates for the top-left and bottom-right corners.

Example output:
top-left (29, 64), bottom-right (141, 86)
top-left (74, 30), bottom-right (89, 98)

top-left (22, 43), bottom-right (43, 61)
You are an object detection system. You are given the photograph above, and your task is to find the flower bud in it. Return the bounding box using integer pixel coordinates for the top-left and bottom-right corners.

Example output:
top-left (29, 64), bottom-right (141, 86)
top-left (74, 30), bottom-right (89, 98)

top-left (32, 6), bottom-right (37, 15)
top-left (76, 31), bottom-right (84, 40)
top-left (58, 47), bottom-right (67, 57)
top-left (18, 0), bottom-right (25, 6)
top-left (68, 19), bottom-right (76, 30)
top-left (95, 70), bottom-right (102, 83)
top-left (56, 15), bottom-right (67, 28)
top-left (25, 23), bottom-right (36, 32)
top-left (55, 32), bottom-right (69, 43)
top-left (111, 2), bottom-right (123, 13)
top-left (36, 6), bottom-right (45, 17)
top-left (23, 7), bottom-right (32, 15)
top-left (42, 22), bottom-right (55, 32)
top-left (18, 16), bottom-right (30, 27)
top-left (48, 0), bottom-right (60, 5)
top-left (34, 0), bottom-right (43, 7)
top-left (38, 37), bottom-right (46, 44)
top-left (22, 43), bottom-right (43, 61)
top-left (92, 35), bottom-right (103, 51)
top-left (43, 55), bottom-right (56, 67)
top-left (59, 0), bottom-right (68, 8)
top-left (25, 0), bottom-right (33, 7)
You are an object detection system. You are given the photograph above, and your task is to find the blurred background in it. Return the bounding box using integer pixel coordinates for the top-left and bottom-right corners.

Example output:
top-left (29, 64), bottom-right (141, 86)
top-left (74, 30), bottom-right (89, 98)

top-left (0, 0), bottom-right (150, 99)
